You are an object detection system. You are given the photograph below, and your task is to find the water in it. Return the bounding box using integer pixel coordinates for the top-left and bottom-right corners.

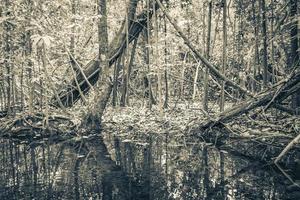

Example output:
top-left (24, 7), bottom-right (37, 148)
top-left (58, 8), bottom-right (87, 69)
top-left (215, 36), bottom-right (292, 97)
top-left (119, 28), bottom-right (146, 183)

top-left (0, 132), bottom-right (298, 200)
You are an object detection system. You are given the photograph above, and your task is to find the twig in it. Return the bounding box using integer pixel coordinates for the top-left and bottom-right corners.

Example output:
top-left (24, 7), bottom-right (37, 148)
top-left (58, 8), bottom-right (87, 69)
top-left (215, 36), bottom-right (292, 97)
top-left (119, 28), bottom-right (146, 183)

top-left (155, 0), bottom-right (253, 97)
top-left (274, 133), bottom-right (300, 188)
top-left (275, 133), bottom-right (300, 163)
top-left (66, 48), bottom-right (95, 91)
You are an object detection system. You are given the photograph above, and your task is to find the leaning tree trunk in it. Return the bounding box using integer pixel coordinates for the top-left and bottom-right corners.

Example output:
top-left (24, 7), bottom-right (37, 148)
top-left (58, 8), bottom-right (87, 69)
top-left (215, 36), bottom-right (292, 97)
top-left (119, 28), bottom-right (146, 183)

top-left (156, 0), bottom-right (253, 98)
top-left (51, 1), bottom-right (159, 108)
top-left (198, 70), bottom-right (300, 130)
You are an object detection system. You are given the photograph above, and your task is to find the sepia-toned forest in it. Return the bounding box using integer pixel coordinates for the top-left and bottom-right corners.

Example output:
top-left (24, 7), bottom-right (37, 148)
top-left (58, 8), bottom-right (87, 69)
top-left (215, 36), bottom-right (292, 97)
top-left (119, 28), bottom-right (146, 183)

top-left (0, 0), bottom-right (299, 199)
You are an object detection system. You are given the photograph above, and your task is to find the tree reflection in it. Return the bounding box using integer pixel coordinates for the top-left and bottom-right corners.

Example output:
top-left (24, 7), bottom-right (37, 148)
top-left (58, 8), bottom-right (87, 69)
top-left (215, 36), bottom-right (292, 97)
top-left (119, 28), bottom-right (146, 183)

top-left (0, 134), bottom-right (294, 200)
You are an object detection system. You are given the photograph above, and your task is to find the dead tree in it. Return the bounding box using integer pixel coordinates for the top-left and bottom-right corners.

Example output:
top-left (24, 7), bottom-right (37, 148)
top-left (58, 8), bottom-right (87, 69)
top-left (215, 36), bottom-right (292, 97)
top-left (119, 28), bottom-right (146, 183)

top-left (198, 70), bottom-right (300, 130)
top-left (51, 2), bottom-right (159, 108)
top-left (156, 0), bottom-right (253, 98)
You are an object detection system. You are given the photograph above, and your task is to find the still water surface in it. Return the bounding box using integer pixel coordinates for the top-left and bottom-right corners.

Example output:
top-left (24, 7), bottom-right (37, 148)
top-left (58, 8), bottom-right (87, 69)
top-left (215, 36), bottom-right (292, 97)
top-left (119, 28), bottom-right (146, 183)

top-left (0, 132), bottom-right (296, 199)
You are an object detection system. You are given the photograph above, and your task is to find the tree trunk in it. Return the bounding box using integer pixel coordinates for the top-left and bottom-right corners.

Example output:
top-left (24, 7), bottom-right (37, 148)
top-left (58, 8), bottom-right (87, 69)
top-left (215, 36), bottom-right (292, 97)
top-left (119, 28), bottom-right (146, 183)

top-left (236, 0), bottom-right (244, 99)
top-left (52, 3), bottom-right (159, 107)
top-left (180, 54), bottom-right (186, 99)
top-left (4, 0), bottom-right (13, 115)
top-left (120, 10), bottom-right (130, 107)
top-left (83, 0), bottom-right (110, 132)
top-left (199, 71), bottom-right (300, 130)
top-left (0, 5), bottom-right (5, 112)
top-left (154, 5), bottom-right (163, 113)
top-left (112, 58), bottom-right (121, 107)
top-left (163, 14), bottom-right (169, 108)
top-left (251, 0), bottom-right (260, 92)
top-left (146, 0), bottom-right (154, 109)
top-left (203, 1), bottom-right (212, 112)
top-left (290, 0), bottom-right (300, 113)
top-left (220, 0), bottom-right (227, 112)
top-left (260, 0), bottom-right (268, 87)
top-left (70, 0), bottom-right (76, 56)
top-left (192, 63), bottom-right (200, 100)
top-left (270, 0), bottom-right (275, 84)
top-left (120, 38), bottom-right (138, 107)
top-left (25, 0), bottom-right (34, 113)
top-left (156, 0), bottom-right (253, 97)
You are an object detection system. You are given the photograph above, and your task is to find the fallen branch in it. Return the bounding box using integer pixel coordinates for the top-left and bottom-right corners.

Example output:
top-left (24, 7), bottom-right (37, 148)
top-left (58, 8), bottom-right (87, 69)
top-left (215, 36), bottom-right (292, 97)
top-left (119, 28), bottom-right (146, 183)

top-left (196, 70), bottom-right (300, 130)
top-left (274, 133), bottom-right (300, 187)
top-left (156, 0), bottom-right (253, 97)
top-left (0, 112), bottom-right (76, 140)
top-left (51, 3), bottom-right (158, 107)
top-left (275, 133), bottom-right (300, 164)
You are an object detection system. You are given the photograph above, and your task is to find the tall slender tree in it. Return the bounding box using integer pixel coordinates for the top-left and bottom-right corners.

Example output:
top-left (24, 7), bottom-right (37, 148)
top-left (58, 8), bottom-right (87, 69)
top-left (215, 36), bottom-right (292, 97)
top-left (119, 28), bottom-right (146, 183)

top-left (290, 0), bottom-right (300, 113)
top-left (260, 0), bottom-right (268, 87)
top-left (3, 0), bottom-right (14, 114)
top-left (251, 0), bottom-right (260, 91)
top-left (120, 4), bottom-right (130, 107)
top-left (70, 0), bottom-right (76, 56)
top-left (203, 0), bottom-right (212, 111)
top-left (220, 0), bottom-right (227, 112)
top-left (163, 12), bottom-right (169, 108)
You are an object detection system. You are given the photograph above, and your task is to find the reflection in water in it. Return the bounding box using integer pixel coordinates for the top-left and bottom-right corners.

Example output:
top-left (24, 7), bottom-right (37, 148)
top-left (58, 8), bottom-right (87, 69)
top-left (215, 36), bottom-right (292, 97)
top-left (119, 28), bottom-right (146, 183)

top-left (0, 132), bottom-right (296, 199)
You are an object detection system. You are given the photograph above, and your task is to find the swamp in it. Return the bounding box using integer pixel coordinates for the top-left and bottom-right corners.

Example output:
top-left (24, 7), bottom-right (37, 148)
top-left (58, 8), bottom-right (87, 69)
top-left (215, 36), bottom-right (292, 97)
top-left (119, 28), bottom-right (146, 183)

top-left (0, 0), bottom-right (300, 199)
